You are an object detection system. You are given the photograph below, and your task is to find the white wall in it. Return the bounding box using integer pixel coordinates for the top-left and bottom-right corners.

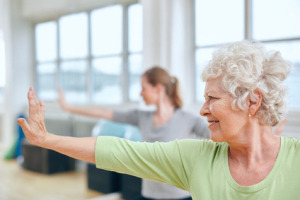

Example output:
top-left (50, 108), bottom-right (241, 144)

top-left (1, 0), bottom-right (33, 146)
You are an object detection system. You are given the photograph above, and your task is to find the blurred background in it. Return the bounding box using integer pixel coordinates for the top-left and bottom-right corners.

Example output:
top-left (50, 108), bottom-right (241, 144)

top-left (0, 0), bottom-right (299, 199)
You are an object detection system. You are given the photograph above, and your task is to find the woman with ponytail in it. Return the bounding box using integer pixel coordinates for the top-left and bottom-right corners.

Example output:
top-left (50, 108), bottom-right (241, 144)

top-left (58, 66), bottom-right (210, 200)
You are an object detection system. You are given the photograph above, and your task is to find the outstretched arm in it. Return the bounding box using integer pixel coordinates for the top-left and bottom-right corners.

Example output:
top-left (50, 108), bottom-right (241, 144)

top-left (58, 89), bottom-right (113, 120)
top-left (18, 88), bottom-right (97, 163)
top-left (18, 88), bottom-right (193, 190)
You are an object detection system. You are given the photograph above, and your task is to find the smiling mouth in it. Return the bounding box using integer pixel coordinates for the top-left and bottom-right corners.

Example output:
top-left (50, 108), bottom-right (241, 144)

top-left (208, 121), bottom-right (219, 128)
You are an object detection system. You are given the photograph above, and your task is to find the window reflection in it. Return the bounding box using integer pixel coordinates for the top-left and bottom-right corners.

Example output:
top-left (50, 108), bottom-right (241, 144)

top-left (129, 54), bottom-right (142, 101)
top-left (92, 57), bottom-right (122, 104)
top-left (37, 63), bottom-right (57, 100)
top-left (60, 60), bottom-right (87, 103)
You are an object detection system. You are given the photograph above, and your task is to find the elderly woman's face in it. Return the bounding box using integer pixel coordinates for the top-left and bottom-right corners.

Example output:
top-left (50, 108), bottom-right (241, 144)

top-left (200, 77), bottom-right (248, 142)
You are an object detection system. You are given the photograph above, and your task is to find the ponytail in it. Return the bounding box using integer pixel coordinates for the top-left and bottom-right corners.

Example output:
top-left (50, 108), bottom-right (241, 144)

top-left (170, 76), bottom-right (183, 108)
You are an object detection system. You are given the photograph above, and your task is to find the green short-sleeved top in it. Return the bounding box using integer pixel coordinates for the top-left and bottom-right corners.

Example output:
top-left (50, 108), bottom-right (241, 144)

top-left (113, 109), bottom-right (209, 198)
top-left (95, 136), bottom-right (300, 200)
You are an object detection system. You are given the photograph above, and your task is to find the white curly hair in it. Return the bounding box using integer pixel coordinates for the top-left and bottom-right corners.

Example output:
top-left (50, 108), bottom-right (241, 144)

top-left (201, 40), bottom-right (291, 126)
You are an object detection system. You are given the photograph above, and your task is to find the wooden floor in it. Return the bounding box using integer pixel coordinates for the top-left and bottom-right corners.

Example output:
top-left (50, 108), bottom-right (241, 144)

top-left (0, 156), bottom-right (109, 200)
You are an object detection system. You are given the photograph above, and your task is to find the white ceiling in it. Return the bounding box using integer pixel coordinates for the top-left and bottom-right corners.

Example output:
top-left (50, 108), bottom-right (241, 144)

top-left (20, 0), bottom-right (138, 22)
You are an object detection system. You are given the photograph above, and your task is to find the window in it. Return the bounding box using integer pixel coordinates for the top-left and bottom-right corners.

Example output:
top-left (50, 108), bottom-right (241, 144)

top-left (253, 0), bottom-right (300, 109)
top-left (59, 13), bottom-right (88, 104)
top-left (35, 2), bottom-right (143, 104)
top-left (35, 22), bottom-right (57, 101)
top-left (195, 0), bottom-right (300, 109)
top-left (263, 42), bottom-right (300, 109)
top-left (91, 5), bottom-right (123, 104)
top-left (128, 4), bottom-right (143, 101)
top-left (195, 0), bottom-right (244, 102)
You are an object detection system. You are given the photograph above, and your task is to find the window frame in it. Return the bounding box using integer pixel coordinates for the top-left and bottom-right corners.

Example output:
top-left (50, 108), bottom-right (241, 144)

top-left (193, 0), bottom-right (300, 112)
top-left (34, 0), bottom-right (142, 105)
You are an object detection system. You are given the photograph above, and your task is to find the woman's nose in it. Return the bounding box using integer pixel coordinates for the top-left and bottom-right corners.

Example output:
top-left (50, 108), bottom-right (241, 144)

top-left (200, 101), bottom-right (210, 117)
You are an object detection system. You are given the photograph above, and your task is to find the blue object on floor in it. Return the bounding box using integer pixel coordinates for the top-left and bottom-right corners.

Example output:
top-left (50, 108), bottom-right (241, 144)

top-left (92, 119), bottom-right (141, 141)
top-left (15, 114), bottom-right (26, 158)
top-left (4, 114), bottom-right (26, 160)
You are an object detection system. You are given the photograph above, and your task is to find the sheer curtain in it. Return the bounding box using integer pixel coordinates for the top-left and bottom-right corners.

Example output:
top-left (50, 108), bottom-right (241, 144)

top-left (141, 0), bottom-right (195, 104)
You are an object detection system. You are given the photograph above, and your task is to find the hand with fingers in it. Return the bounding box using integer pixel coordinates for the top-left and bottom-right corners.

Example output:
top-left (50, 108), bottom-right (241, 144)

top-left (17, 87), bottom-right (48, 147)
top-left (57, 88), bottom-right (71, 111)
top-left (274, 118), bottom-right (288, 136)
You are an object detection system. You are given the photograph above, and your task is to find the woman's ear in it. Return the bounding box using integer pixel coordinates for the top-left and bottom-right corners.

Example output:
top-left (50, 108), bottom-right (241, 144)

top-left (249, 89), bottom-right (263, 117)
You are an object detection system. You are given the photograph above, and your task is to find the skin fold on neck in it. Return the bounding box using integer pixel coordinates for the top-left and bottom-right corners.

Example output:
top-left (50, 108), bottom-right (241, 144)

top-left (227, 119), bottom-right (281, 186)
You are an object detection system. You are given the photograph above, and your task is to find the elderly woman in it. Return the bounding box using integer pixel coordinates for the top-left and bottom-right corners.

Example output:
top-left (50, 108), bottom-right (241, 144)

top-left (18, 41), bottom-right (297, 199)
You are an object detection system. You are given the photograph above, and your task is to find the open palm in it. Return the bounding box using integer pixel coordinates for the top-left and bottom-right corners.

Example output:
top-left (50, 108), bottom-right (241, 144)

top-left (17, 87), bottom-right (48, 146)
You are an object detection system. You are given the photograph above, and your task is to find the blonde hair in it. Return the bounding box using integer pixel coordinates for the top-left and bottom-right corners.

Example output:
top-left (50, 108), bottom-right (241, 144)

top-left (143, 66), bottom-right (183, 108)
top-left (202, 41), bottom-right (291, 126)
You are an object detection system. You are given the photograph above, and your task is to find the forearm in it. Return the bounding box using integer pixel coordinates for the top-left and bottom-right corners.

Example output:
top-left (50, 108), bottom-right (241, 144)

top-left (66, 106), bottom-right (113, 120)
top-left (42, 133), bottom-right (97, 164)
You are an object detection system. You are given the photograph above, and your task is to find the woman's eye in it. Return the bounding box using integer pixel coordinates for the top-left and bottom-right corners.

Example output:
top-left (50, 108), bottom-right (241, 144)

top-left (204, 96), bottom-right (217, 102)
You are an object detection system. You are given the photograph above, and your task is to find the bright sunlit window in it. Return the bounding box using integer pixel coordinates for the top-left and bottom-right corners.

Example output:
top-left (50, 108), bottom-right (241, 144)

top-left (195, 0), bottom-right (244, 102)
top-left (35, 21), bottom-right (57, 100)
top-left (91, 5), bottom-right (123, 104)
top-left (253, 0), bottom-right (300, 109)
top-left (128, 4), bottom-right (143, 101)
top-left (59, 13), bottom-right (88, 104)
top-left (35, 2), bottom-right (143, 104)
top-left (195, 0), bottom-right (300, 109)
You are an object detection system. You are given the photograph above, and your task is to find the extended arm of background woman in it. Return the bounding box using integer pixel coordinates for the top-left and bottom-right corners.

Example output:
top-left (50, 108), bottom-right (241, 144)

top-left (17, 88), bottom-right (97, 164)
top-left (58, 89), bottom-right (113, 120)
